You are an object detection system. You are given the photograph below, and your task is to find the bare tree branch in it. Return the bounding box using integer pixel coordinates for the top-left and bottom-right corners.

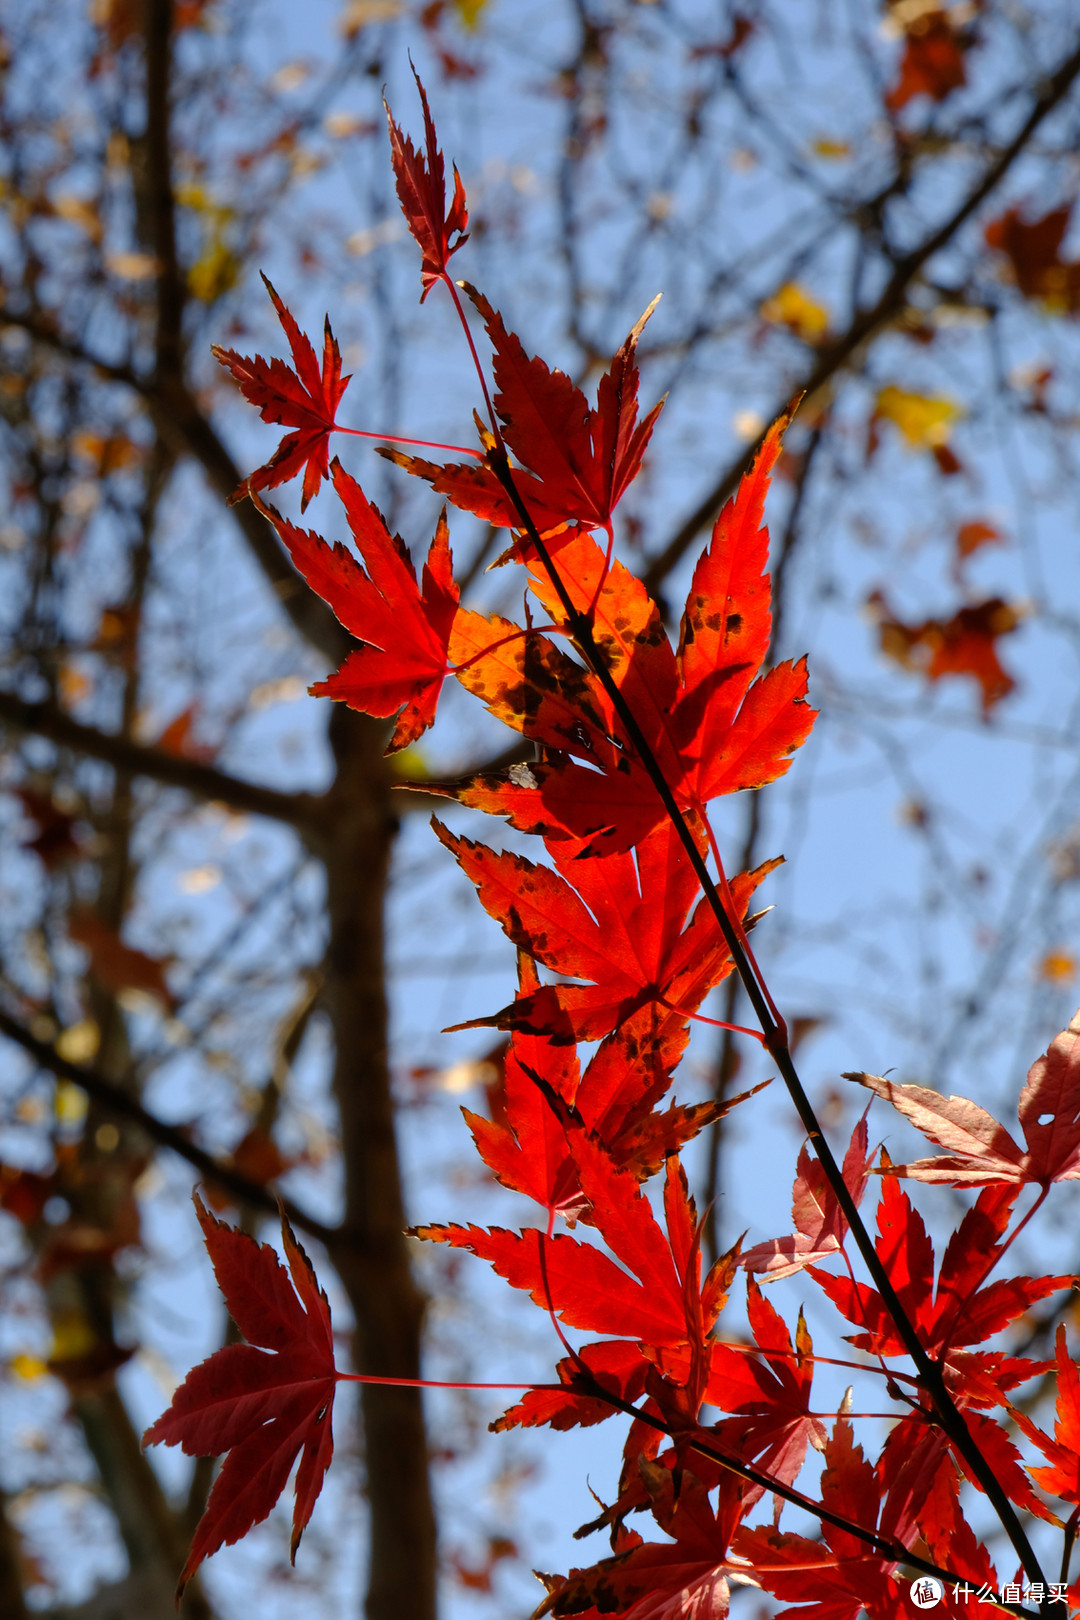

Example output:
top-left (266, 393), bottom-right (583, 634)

top-left (0, 689), bottom-right (325, 831)
top-left (644, 35), bottom-right (1080, 591)
top-left (0, 1006), bottom-right (339, 1249)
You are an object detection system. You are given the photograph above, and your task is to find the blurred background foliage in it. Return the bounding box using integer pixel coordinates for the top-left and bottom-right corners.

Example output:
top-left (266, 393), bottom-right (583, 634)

top-left (1, 1), bottom-right (1080, 1616)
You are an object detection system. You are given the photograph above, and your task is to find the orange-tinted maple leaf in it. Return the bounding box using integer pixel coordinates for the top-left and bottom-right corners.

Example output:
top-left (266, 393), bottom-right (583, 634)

top-left (868, 590), bottom-right (1019, 713)
top-left (143, 1196), bottom-right (337, 1599)
top-left (955, 520), bottom-right (1001, 564)
top-left (443, 418), bottom-right (815, 854)
top-left (466, 967), bottom-right (769, 1223)
top-left (985, 203), bottom-right (1080, 314)
top-left (385, 66), bottom-right (469, 300)
top-left (212, 274), bottom-right (349, 510)
top-left (886, 13), bottom-right (967, 112)
top-left (384, 289), bottom-right (662, 535)
top-left (849, 1010), bottom-right (1080, 1186)
top-left (1010, 1325), bottom-right (1080, 1505)
top-left (67, 908), bottom-right (175, 1010)
top-left (255, 462), bottom-right (458, 751)
top-left (155, 702), bottom-right (217, 764)
top-left (437, 816), bottom-right (778, 1044)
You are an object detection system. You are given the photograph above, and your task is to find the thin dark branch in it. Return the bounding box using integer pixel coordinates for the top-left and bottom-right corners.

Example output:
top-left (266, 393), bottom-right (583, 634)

top-left (144, 0), bottom-right (185, 383)
top-left (483, 443), bottom-right (1052, 1597)
top-left (0, 689), bottom-right (324, 832)
top-left (569, 1373), bottom-right (1036, 1620)
top-left (643, 36), bottom-right (1080, 592)
top-left (0, 309), bottom-right (349, 664)
top-left (0, 1007), bottom-right (338, 1249)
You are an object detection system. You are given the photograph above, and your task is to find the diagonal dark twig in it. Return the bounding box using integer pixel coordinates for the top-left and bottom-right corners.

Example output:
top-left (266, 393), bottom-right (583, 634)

top-left (643, 37), bottom-right (1080, 594)
top-left (484, 442), bottom-right (1052, 1599)
top-left (0, 1006), bottom-right (339, 1249)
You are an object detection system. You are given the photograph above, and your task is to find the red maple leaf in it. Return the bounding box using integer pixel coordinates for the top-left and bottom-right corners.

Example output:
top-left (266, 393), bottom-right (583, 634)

top-left (736, 1416), bottom-right (994, 1620)
top-left (381, 288), bottom-right (662, 536)
top-left (466, 956), bottom-right (769, 1220)
top-left (254, 460), bottom-right (458, 751)
top-left (741, 1114), bottom-right (873, 1280)
top-left (537, 1466), bottom-right (750, 1620)
top-left (416, 1140), bottom-right (712, 1351)
top-left (492, 1337), bottom-right (651, 1435)
top-left (848, 1009), bottom-right (1080, 1186)
top-left (142, 1195), bottom-right (337, 1599)
top-left (706, 1284), bottom-right (827, 1516)
top-left (886, 14), bottom-right (967, 112)
top-left (810, 1174), bottom-right (1070, 1367)
top-left (385, 66), bottom-right (469, 300)
top-left (436, 815), bottom-right (779, 1044)
top-left (212, 274), bottom-right (349, 510)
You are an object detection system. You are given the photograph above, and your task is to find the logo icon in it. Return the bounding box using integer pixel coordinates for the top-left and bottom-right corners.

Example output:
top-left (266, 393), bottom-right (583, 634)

top-left (910, 1578), bottom-right (944, 1609)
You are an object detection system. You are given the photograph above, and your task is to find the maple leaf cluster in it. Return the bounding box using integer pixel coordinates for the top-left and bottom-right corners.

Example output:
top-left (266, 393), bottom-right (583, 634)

top-left (144, 74), bottom-right (1080, 1620)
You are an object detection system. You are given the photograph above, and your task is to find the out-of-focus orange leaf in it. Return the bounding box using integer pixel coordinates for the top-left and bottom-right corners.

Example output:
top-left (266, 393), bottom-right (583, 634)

top-left (155, 703), bottom-right (217, 763)
top-left (72, 430), bottom-right (143, 475)
top-left (449, 1536), bottom-right (517, 1592)
top-left (91, 0), bottom-right (212, 44)
top-left (1039, 951), bottom-right (1077, 986)
top-left (58, 662), bottom-right (93, 708)
top-left (13, 786), bottom-right (82, 867)
top-left (52, 194), bottom-right (103, 242)
top-left (811, 136), bottom-right (851, 160)
top-left (67, 910), bottom-right (175, 1010)
top-left (932, 442), bottom-right (963, 476)
top-left (91, 601), bottom-right (139, 664)
top-left (868, 591), bottom-right (1020, 713)
top-left (985, 204), bottom-right (1080, 314)
top-left (886, 11), bottom-right (967, 111)
top-left (956, 520), bottom-right (1002, 564)
top-left (0, 1162), bottom-right (56, 1225)
top-left (205, 1127), bottom-right (294, 1212)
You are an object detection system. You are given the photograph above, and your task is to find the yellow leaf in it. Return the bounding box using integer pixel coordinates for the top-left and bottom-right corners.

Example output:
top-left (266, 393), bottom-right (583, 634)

top-left (811, 137), bottom-right (851, 160)
top-left (52, 193), bottom-right (103, 242)
top-left (454, 0), bottom-right (489, 28)
top-left (187, 239), bottom-right (240, 303)
top-left (55, 1020), bottom-right (100, 1064)
top-left (10, 1353), bottom-right (49, 1381)
top-left (1039, 950), bottom-right (1077, 985)
top-left (50, 1309), bottom-right (97, 1364)
top-left (761, 281), bottom-right (830, 343)
top-left (874, 385), bottom-right (962, 450)
top-left (55, 1081), bottom-right (88, 1126)
top-left (391, 745), bottom-right (430, 781)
